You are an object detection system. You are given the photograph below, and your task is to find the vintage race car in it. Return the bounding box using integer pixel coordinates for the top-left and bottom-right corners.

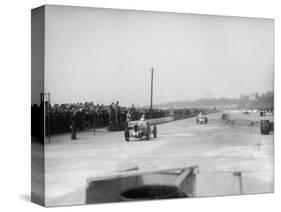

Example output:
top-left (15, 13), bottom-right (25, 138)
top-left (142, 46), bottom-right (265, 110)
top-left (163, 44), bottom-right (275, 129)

top-left (196, 115), bottom-right (208, 124)
top-left (124, 121), bottom-right (157, 141)
top-left (260, 120), bottom-right (274, 135)
top-left (221, 113), bottom-right (230, 121)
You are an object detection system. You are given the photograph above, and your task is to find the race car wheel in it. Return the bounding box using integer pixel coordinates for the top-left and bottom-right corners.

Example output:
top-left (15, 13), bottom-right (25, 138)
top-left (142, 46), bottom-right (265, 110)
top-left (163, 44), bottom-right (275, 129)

top-left (124, 128), bottom-right (130, 141)
top-left (146, 129), bottom-right (150, 141)
top-left (153, 125), bottom-right (157, 138)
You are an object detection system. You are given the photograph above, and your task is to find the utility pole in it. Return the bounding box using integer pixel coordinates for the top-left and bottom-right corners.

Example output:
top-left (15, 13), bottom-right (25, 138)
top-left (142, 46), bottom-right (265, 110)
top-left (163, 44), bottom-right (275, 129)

top-left (150, 67), bottom-right (154, 119)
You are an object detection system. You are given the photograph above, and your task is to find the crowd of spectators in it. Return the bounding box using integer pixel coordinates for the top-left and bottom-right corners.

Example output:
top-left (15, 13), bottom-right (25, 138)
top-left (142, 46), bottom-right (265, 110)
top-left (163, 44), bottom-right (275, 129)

top-left (31, 101), bottom-right (210, 136)
top-left (36, 101), bottom-right (169, 135)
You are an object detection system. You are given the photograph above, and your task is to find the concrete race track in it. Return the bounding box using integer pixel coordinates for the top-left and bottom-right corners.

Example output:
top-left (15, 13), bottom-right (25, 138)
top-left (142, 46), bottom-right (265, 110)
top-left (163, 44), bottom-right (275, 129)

top-left (39, 112), bottom-right (273, 206)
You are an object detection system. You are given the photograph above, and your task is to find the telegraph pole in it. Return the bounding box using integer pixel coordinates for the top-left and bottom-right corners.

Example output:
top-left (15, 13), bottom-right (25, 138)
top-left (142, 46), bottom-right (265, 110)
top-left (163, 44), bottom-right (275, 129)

top-left (150, 67), bottom-right (154, 119)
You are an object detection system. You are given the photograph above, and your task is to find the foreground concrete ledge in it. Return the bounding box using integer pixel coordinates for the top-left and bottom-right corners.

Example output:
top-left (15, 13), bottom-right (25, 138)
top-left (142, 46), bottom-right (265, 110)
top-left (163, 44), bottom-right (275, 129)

top-left (86, 165), bottom-right (198, 204)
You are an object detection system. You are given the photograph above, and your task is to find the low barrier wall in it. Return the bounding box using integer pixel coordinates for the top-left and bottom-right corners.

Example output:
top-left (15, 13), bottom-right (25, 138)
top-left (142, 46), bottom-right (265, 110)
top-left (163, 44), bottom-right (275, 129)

top-left (129, 116), bottom-right (174, 127)
top-left (148, 116), bottom-right (175, 125)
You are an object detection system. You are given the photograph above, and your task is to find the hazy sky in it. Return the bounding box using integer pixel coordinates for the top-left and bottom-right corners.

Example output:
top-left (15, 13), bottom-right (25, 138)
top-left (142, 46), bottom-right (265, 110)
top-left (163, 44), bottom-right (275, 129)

top-left (44, 5), bottom-right (274, 106)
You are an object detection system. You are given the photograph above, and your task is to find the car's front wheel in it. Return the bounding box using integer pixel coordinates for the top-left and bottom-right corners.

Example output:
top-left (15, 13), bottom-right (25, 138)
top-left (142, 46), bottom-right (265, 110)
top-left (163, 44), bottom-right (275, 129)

top-left (153, 125), bottom-right (157, 138)
top-left (124, 128), bottom-right (130, 141)
top-left (146, 129), bottom-right (150, 141)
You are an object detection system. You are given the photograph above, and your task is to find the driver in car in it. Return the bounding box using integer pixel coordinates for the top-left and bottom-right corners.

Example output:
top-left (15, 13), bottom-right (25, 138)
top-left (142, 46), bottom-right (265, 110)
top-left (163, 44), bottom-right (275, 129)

top-left (132, 114), bottom-right (147, 137)
top-left (138, 114), bottom-right (147, 129)
top-left (198, 112), bottom-right (203, 120)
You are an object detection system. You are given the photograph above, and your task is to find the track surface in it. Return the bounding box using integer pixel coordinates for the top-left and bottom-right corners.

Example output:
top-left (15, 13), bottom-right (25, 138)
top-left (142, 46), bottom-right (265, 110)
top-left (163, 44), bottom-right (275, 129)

top-left (39, 112), bottom-right (273, 206)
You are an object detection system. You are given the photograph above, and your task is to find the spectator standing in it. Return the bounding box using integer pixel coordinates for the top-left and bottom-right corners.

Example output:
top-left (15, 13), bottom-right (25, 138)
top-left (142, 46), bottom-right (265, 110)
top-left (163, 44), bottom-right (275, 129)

top-left (131, 104), bottom-right (136, 121)
top-left (115, 101), bottom-right (120, 123)
top-left (126, 110), bottom-right (131, 128)
top-left (71, 110), bottom-right (78, 140)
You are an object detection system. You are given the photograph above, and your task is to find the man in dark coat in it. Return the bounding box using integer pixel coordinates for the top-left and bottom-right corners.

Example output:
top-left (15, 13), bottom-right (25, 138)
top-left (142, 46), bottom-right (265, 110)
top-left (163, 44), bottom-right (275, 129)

top-left (71, 110), bottom-right (78, 140)
top-left (115, 101), bottom-right (120, 123)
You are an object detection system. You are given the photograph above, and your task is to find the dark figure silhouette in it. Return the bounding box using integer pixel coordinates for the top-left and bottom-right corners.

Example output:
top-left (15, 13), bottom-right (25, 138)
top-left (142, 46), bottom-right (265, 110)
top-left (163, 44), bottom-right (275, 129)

top-left (71, 111), bottom-right (78, 140)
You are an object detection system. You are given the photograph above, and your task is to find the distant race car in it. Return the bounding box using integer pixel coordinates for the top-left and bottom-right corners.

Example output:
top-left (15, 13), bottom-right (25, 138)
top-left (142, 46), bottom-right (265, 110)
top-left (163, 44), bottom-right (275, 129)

top-left (260, 120), bottom-right (274, 135)
top-left (221, 113), bottom-right (230, 121)
top-left (124, 120), bottom-right (157, 142)
top-left (196, 115), bottom-right (208, 124)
